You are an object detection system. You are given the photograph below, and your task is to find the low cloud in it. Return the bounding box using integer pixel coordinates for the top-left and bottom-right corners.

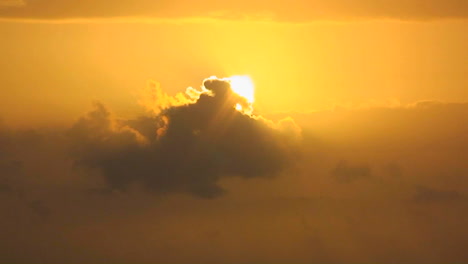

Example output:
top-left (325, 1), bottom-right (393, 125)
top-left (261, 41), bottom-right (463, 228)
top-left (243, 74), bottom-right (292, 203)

top-left (332, 160), bottom-right (371, 183)
top-left (28, 199), bottom-right (51, 217)
top-left (413, 185), bottom-right (464, 203)
top-left (1, 91), bottom-right (468, 262)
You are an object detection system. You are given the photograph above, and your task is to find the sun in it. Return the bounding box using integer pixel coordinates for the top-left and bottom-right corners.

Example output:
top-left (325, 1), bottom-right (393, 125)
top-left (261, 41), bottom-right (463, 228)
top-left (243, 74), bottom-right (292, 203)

top-left (227, 75), bottom-right (255, 103)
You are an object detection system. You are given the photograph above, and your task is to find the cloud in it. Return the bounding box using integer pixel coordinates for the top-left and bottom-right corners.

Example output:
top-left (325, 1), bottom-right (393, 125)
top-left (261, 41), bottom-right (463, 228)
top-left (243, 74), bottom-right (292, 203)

top-left (0, 160), bottom-right (21, 193)
top-left (0, 0), bottom-right (24, 7)
top-left (0, 160), bottom-right (22, 176)
top-left (382, 162), bottom-right (403, 178)
top-left (0, 183), bottom-right (11, 193)
top-left (0, 0), bottom-right (466, 21)
top-left (413, 185), bottom-right (464, 203)
top-left (28, 199), bottom-right (51, 217)
top-left (68, 77), bottom-right (300, 198)
top-left (332, 160), bottom-right (371, 183)
top-left (1, 98), bottom-right (468, 263)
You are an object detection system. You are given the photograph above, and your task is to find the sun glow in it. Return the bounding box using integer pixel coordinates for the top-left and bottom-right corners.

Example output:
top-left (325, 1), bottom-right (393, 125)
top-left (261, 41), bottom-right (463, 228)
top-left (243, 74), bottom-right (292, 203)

top-left (227, 75), bottom-right (255, 103)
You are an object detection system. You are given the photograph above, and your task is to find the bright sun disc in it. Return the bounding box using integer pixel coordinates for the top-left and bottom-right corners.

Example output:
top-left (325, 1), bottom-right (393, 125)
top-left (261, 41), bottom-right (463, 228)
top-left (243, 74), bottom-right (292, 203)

top-left (228, 75), bottom-right (255, 103)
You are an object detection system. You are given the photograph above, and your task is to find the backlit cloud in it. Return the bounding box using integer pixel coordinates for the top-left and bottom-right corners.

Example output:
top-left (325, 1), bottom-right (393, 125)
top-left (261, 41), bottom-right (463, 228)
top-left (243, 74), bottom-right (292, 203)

top-left (68, 77), bottom-right (300, 198)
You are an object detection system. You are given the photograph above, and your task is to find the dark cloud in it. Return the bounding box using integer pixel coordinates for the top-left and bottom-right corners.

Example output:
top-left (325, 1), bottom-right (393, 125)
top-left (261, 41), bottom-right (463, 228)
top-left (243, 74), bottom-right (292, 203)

top-left (68, 77), bottom-right (300, 198)
top-left (382, 162), bottom-right (403, 178)
top-left (0, 0), bottom-right (466, 21)
top-left (413, 185), bottom-right (464, 203)
top-left (0, 182), bottom-right (11, 192)
top-left (0, 160), bottom-right (22, 176)
top-left (0, 131), bottom-right (24, 192)
top-left (28, 199), bottom-right (51, 217)
top-left (332, 160), bottom-right (371, 183)
top-left (0, 160), bottom-right (21, 193)
top-left (1, 98), bottom-right (468, 263)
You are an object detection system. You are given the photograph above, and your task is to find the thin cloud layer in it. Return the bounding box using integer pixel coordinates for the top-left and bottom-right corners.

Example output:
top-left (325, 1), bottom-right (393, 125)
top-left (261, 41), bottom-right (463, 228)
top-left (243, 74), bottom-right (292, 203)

top-left (0, 0), bottom-right (466, 21)
top-left (68, 77), bottom-right (300, 198)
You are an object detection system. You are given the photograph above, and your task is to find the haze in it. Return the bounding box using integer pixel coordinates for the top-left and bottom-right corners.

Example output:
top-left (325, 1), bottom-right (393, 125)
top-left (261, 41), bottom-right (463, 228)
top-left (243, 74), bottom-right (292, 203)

top-left (0, 1), bottom-right (467, 263)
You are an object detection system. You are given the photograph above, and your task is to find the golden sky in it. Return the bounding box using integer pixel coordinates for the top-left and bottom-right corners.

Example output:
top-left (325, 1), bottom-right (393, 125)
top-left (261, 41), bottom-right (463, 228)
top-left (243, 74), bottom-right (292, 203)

top-left (0, 19), bottom-right (466, 126)
top-left (0, 1), bottom-right (467, 263)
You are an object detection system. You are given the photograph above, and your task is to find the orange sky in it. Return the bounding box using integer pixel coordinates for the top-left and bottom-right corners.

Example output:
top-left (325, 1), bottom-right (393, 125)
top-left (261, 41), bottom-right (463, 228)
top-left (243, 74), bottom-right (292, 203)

top-left (0, 11), bottom-right (467, 126)
top-left (0, 1), bottom-right (467, 263)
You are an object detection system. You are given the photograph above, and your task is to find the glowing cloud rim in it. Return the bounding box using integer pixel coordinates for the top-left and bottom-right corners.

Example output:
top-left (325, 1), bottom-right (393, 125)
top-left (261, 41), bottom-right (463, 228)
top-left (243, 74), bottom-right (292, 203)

top-left (202, 75), bottom-right (255, 114)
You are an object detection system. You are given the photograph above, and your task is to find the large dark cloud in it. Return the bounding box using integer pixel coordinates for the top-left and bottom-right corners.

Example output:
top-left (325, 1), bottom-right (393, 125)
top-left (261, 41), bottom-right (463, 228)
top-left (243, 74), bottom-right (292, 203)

top-left (68, 77), bottom-right (300, 198)
top-left (0, 0), bottom-right (466, 21)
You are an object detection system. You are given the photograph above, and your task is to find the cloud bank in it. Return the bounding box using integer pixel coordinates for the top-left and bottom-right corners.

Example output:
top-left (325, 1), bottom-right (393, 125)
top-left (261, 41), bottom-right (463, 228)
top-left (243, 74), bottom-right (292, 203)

top-left (0, 79), bottom-right (467, 263)
top-left (0, 0), bottom-right (467, 21)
